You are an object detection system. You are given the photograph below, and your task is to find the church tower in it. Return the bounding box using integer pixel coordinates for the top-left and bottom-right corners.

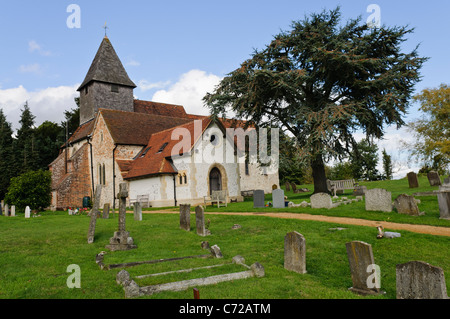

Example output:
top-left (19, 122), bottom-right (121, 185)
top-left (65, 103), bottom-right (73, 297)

top-left (77, 36), bottom-right (136, 125)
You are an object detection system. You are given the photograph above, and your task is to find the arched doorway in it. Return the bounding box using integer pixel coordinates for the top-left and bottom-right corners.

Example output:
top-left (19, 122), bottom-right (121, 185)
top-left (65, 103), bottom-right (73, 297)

top-left (209, 167), bottom-right (222, 195)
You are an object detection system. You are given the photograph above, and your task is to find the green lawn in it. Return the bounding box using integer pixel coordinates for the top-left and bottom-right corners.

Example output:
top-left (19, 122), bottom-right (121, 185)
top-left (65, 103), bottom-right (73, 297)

top-left (203, 175), bottom-right (450, 227)
top-left (1, 187), bottom-right (449, 299)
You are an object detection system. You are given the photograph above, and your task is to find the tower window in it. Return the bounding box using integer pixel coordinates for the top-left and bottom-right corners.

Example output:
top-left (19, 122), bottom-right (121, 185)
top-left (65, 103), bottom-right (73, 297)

top-left (157, 142), bottom-right (168, 153)
top-left (111, 84), bottom-right (119, 93)
top-left (85, 86), bottom-right (89, 94)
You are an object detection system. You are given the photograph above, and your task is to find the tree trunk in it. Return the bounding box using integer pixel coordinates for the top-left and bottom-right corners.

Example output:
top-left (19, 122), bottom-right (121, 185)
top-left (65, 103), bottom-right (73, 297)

top-left (311, 154), bottom-right (330, 194)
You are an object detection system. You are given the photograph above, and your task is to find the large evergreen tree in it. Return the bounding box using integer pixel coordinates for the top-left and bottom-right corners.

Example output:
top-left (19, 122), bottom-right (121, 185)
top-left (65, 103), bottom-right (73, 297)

top-left (0, 109), bottom-right (15, 198)
top-left (204, 7), bottom-right (427, 193)
top-left (15, 102), bottom-right (39, 173)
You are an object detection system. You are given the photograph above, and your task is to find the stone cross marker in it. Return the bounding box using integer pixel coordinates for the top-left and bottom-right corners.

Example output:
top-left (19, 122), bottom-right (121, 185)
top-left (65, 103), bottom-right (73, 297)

top-left (427, 171), bottom-right (441, 186)
top-left (310, 193), bottom-right (332, 209)
top-left (396, 261), bottom-right (448, 299)
top-left (179, 204), bottom-right (191, 231)
top-left (253, 190), bottom-right (265, 208)
top-left (133, 202), bottom-right (142, 221)
top-left (407, 172), bottom-right (419, 188)
top-left (437, 191), bottom-right (450, 220)
top-left (103, 203), bottom-right (110, 219)
top-left (25, 206), bottom-right (31, 219)
top-left (346, 241), bottom-right (382, 296)
top-left (106, 183), bottom-right (137, 251)
top-left (365, 188), bottom-right (392, 212)
top-left (195, 205), bottom-right (210, 236)
top-left (284, 231), bottom-right (307, 274)
top-left (272, 189), bottom-right (285, 208)
top-left (394, 194), bottom-right (423, 216)
top-left (87, 185), bottom-right (102, 244)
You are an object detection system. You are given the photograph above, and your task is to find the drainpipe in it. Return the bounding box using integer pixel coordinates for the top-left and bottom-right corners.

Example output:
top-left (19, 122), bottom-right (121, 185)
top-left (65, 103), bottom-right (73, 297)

top-left (173, 175), bottom-right (177, 207)
top-left (87, 135), bottom-right (94, 196)
top-left (112, 144), bottom-right (118, 210)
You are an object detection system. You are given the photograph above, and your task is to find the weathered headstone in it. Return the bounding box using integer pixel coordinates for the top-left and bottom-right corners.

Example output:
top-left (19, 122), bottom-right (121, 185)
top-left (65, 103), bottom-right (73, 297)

top-left (103, 203), bottom-right (110, 219)
top-left (310, 193), bottom-right (332, 209)
top-left (444, 177), bottom-right (450, 185)
top-left (4, 204), bottom-right (9, 216)
top-left (427, 171), bottom-right (441, 186)
top-left (346, 241), bottom-right (382, 295)
top-left (253, 190), bottom-right (265, 208)
top-left (353, 185), bottom-right (367, 196)
top-left (179, 204), bottom-right (191, 231)
top-left (10, 205), bottom-right (15, 217)
top-left (396, 261), bottom-right (448, 299)
top-left (285, 182), bottom-right (291, 192)
top-left (195, 205), bottom-right (210, 236)
top-left (394, 194), bottom-right (424, 216)
top-left (87, 185), bottom-right (102, 244)
top-left (0, 203), bottom-right (2, 216)
top-left (133, 202), bottom-right (142, 221)
top-left (106, 183), bottom-right (137, 251)
top-left (437, 191), bottom-right (450, 220)
top-left (284, 231), bottom-right (307, 274)
top-left (365, 188), bottom-right (392, 212)
top-left (407, 172), bottom-right (419, 188)
top-left (290, 182), bottom-right (297, 193)
top-left (272, 189), bottom-right (285, 208)
top-left (25, 206), bottom-right (30, 219)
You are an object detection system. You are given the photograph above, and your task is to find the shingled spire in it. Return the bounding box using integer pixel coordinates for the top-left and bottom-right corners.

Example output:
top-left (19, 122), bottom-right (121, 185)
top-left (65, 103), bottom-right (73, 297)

top-left (78, 36), bottom-right (136, 125)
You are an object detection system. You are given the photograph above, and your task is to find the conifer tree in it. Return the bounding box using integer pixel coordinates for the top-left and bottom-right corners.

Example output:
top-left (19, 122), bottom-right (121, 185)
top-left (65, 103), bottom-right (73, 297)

top-left (0, 109), bottom-right (15, 198)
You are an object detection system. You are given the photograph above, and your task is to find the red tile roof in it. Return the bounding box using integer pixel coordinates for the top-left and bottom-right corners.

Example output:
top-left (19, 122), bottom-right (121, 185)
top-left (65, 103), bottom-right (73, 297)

top-left (124, 117), bottom-right (212, 180)
top-left (134, 100), bottom-right (188, 118)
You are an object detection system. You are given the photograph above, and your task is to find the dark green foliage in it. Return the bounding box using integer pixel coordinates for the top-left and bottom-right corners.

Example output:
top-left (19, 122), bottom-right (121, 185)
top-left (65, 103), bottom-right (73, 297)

top-left (204, 7), bottom-right (427, 193)
top-left (328, 161), bottom-right (354, 180)
top-left (4, 169), bottom-right (52, 211)
top-left (350, 138), bottom-right (380, 181)
top-left (382, 149), bottom-right (393, 180)
top-left (0, 109), bottom-right (15, 198)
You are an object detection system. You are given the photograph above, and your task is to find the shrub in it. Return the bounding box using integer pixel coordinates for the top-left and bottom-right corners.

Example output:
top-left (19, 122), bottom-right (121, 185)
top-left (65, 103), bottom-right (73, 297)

top-left (4, 170), bottom-right (52, 211)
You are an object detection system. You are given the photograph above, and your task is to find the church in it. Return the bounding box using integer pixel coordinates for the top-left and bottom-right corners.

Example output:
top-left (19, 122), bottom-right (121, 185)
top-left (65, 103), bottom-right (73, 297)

top-left (49, 36), bottom-right (279, 210)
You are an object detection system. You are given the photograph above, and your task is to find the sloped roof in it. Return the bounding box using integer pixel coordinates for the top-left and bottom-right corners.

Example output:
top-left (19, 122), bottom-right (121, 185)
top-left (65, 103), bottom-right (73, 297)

top-left (124, 117), bottom-right (212, 180)
top-left (99, 109), bottom-right (192, 146)
top-left (77, 37), bottom-right (136, 91)
top-left (134, 100), bottom-right (188, 118)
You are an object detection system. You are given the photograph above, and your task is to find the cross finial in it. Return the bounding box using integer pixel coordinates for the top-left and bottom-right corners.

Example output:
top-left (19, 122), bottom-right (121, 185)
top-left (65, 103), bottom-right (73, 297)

top-left (103, 21), bottom-right (109, 37)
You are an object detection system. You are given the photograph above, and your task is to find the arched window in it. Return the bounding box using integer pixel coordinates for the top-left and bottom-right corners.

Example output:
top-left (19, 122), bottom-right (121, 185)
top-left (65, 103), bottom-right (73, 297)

top-left (98, 164), bottom-right (102, 185)
top-left (102, 164), bottom-right (106, 185)
top-left (183, 173), bottom-right (187, 184)
top-left (179, 174), bottom-right (183, 185)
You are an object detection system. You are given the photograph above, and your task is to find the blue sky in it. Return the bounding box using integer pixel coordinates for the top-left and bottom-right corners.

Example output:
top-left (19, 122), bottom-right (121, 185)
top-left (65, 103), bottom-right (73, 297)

top-left (0, 0), bottom-right (448, 177)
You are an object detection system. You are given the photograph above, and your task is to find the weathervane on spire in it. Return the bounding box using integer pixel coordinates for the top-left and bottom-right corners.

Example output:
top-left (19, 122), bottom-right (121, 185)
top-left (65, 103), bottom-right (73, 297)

top-left (103, 21), bottom-right (109, 37)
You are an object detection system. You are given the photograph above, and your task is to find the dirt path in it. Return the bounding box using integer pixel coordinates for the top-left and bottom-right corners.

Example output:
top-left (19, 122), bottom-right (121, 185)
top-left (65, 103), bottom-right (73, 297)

top-left (141, 210), bottom-right (450, 237)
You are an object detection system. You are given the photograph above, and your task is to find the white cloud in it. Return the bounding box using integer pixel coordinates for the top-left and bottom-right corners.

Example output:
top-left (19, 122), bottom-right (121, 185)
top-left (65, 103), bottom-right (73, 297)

top-left (138, 79), bottom-right (171, 91)
top-left (126, 59), bottom-right (140, 67)
top-left (28, 40), bottom-right (51, 56)
top-left (151, 69), bottom-right (222, 115)
top-left (0, 84), bottom-right (79, 131)
top-left (19, 63), bottom-right (43, 74)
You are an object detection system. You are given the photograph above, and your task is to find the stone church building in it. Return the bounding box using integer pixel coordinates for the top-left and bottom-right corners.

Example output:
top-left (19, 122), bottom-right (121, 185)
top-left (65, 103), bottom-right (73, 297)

top-left (49, 36), bottom-right (279, 210)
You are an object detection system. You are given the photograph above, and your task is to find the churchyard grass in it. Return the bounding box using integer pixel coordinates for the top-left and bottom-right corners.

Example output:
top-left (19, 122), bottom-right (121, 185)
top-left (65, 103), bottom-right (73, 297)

top-left (0, 204), bottom-right (449, 299)
top-left (204, 176), bottom-right (450, 227)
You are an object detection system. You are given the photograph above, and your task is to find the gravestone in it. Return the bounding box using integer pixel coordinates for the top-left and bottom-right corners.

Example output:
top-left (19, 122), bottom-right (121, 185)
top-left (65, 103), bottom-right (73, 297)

top-left (106, 183), bottom-right (137, 251)
top-left (272, 189), bottom-right (285, 208)
top-left (103, 203), bottom-right (110, 219)
top-left (253, 190), bottom-right (265, 208)
top-left (195, 205), bottom-right (210, 236)
top-left (179, 204), bottom-right (191, 231)
top-left (310, 193), bottom-right (332, 209)
top-left (365, 188), bottom-right (392, 212)
top-left (284, 231), bottom-right (306, 274)
top-left (407, 172), bottom-right (419, 188)
top-left (290, 182), bottom-right (297, 193)
top-left (353, 186), bottom-right (367, 196)
top-left (4, 204), bottom-right (9, 216)
top-left (396, 261), bottom-right (448, 299)
top-left (394, 194), bottom-right (423, 216)
top-left (10, 205), bottom-right (15, 217)
top-left (87, 185), bottom-right (102, 244)
top-left (437, 191), bottom-right (450, 220)
top-left (285, 182), bottom-right (291, 192)
top-left (133, 202), bottom-right (142, 221)
top-left (444, 177), bottom-right (450, 185)
top-left (346, 241), bottom-right (382, 296)
top-left (0, 203), bottom-right (2, 216)
top-left (25, 206), bottom-right (30, 219)
top-left (427, 171), bottom-right (441, 186)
